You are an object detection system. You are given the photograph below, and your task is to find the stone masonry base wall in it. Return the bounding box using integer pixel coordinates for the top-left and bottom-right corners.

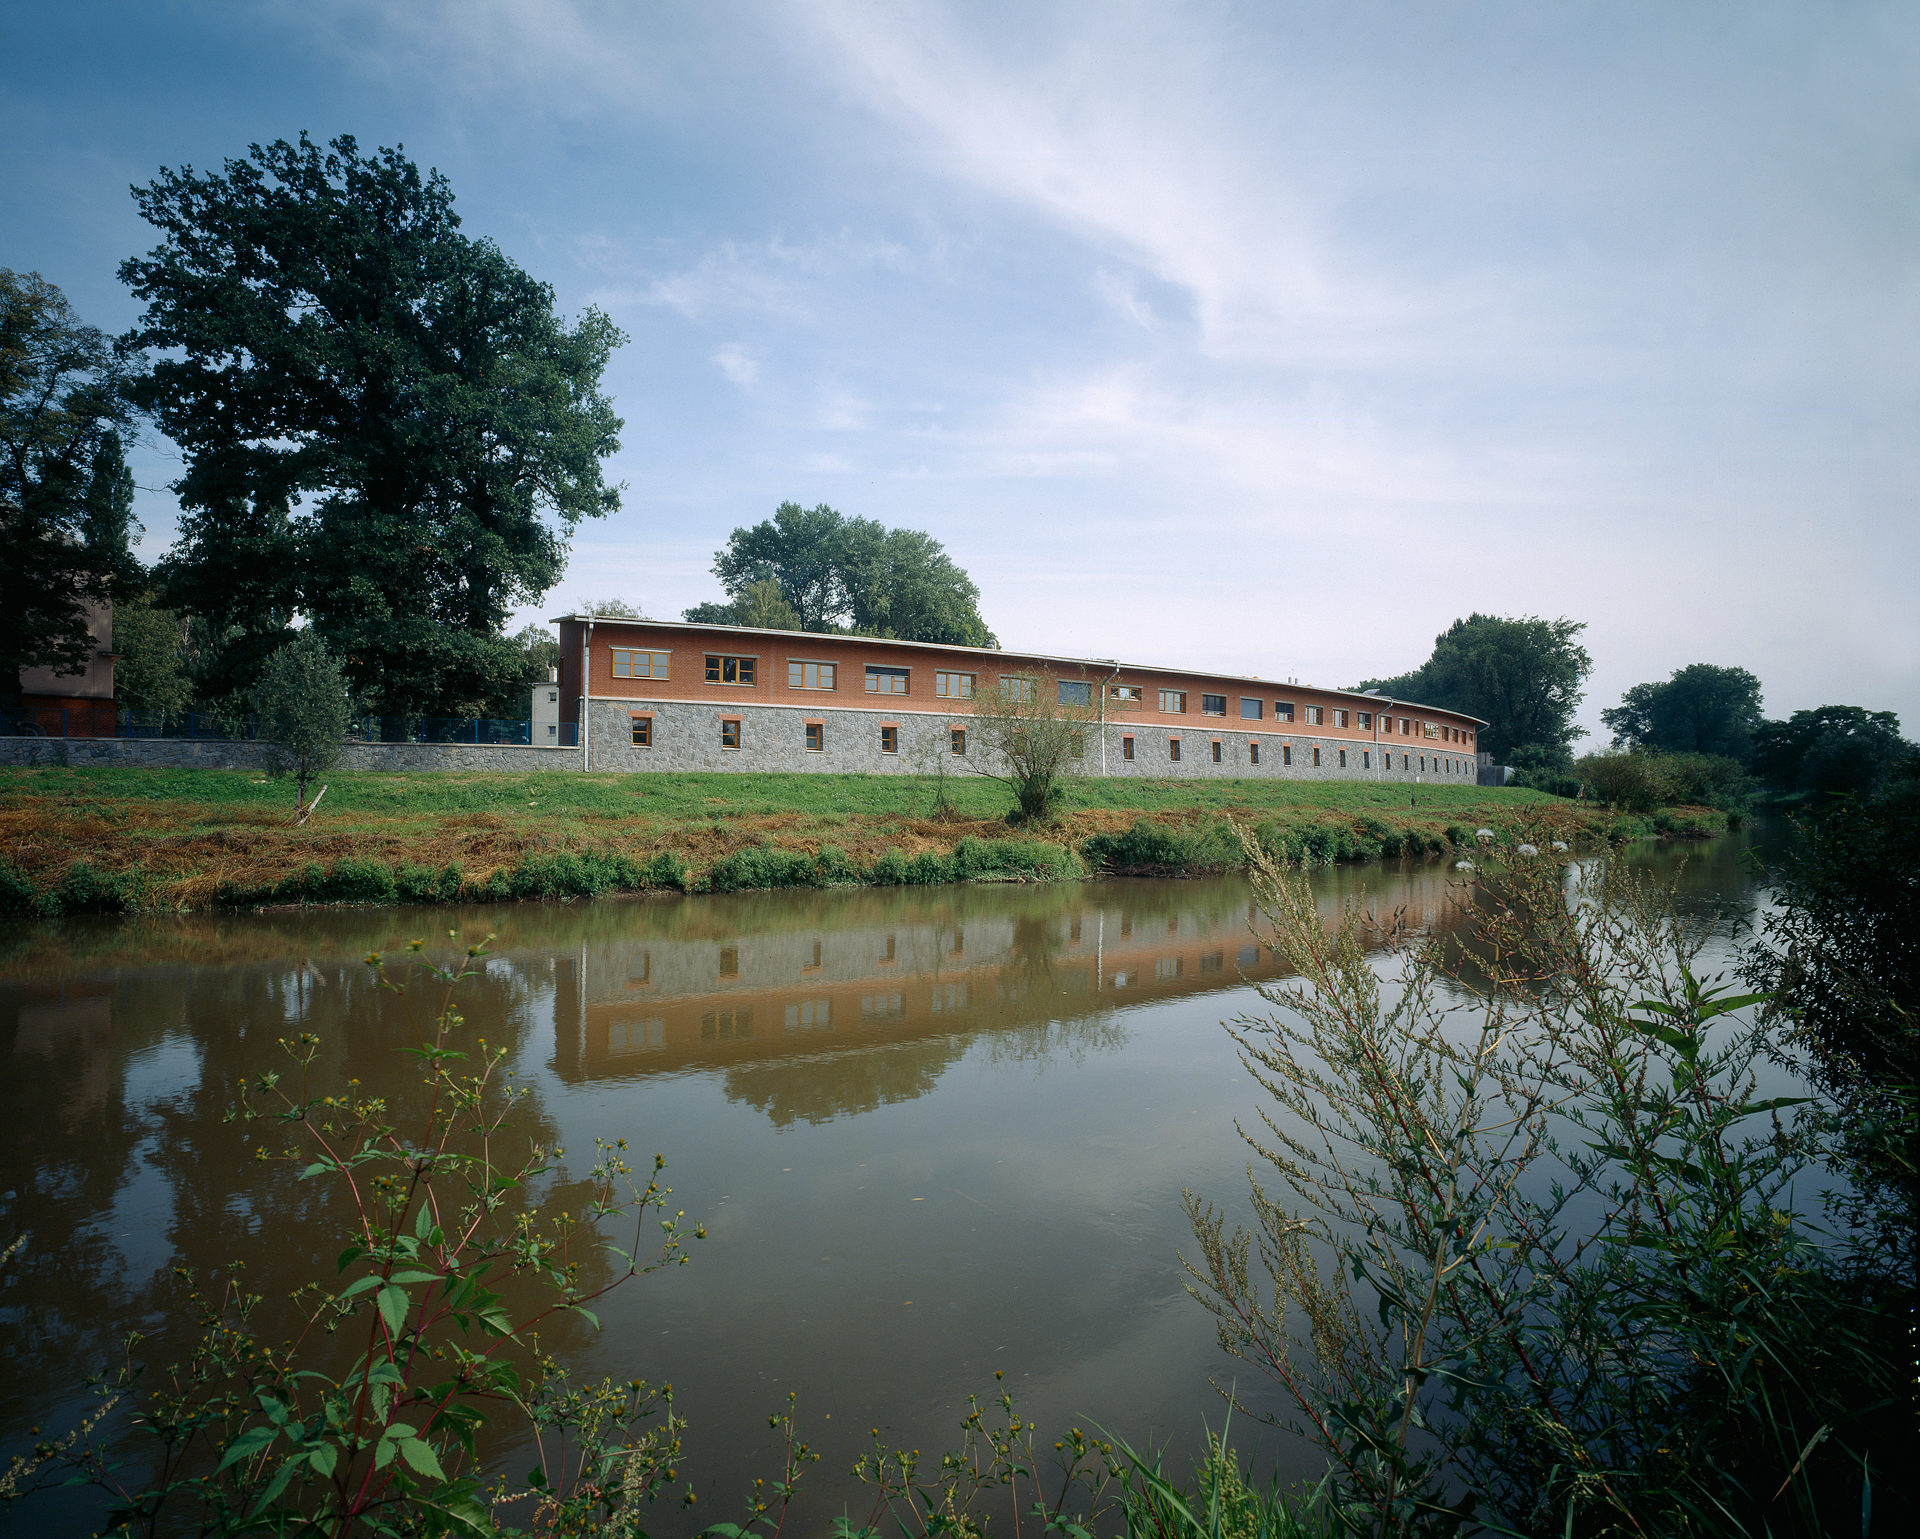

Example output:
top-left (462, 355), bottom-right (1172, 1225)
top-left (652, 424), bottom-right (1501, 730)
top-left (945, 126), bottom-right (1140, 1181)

top-left (585, 700), bottom-right (1475, 785)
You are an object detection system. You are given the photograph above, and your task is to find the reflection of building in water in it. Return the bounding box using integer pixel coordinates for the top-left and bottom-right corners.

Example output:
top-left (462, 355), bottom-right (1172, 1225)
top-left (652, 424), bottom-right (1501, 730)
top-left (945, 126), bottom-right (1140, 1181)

top-left (552, 870), bottom-right (1467, 1101)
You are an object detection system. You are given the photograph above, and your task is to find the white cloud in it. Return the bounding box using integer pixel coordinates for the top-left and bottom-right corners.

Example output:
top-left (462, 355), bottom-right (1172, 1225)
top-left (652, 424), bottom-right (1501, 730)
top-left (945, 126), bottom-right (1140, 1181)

top-left (712, 344), bottom-right (759, 386)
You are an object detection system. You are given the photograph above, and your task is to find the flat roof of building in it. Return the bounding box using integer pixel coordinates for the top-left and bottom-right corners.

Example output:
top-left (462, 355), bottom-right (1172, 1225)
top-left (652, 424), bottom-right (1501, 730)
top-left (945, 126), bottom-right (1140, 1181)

top-left (549, 614), bottom-right (1488, 727)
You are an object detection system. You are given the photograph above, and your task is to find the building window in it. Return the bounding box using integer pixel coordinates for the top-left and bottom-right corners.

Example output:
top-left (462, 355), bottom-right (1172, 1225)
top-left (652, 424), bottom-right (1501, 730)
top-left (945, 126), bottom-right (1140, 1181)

top-left (1003, 676), bottom-right (1035, 702)
top-left (1058, 679), bottom-right (1092, 706)
top-left (1107, 684), bottom-right (1142, 707)
top-left (1402, 717), bottom-right (1413, 735)
top-left (1159, 689), bottom-right (1187, 713)
top-left (706, 654), bottom-right (756, 685)
top-left (1250, 741), bottom-right (1261, 765)
top-left (1424, 722), bottom-right (1441, 739)
top-left (1169, 738), bottom-right (1182, 762)
top-left (805, 721), bottom-right (824, 752)
top-left (630, 715), bottom-right (653, 747)
top-left (935, 670), bottom-right (974, 699)
top-left (1212, 740), bottom-right (1223, 763)
top-left (1313, 746), bottom-right (1321, 767)
top-left (866, 666), bottom-right (909, 695)
top-left (1356, 711), bottom-right (1372, 730)
top-left (1363, 750), bottom-right (1371, 769)
top-left (1121, 735), bottom-right (1134, 760)
top-left (1240, 698), bottom-right (1263, 720)
top-left (1421, 755), bottom-right (1427, 772)
top-left (1304, 704), bottom-right (1323, 725)
top-left (788, 660), bottom-right (836, 690)
top-left (880, 725), bottom-right (899, 753)
top-left (950, 727), bottom-right (966, 756)
top-left (1333, 708), bottom-right (1349, 728)
top-left (1282, 744), bottom-right (1292, 765)
top-left (1201, 693), bottom-right (1227, 716)
top-left (612, 648), bottom-right (669, 680)
top-left (1275, 701), bottom-right (1295, 722)
top-left (720, 718), bottom-right (742, 750)
top-left (1338, 748), bottom-right (1347, 767)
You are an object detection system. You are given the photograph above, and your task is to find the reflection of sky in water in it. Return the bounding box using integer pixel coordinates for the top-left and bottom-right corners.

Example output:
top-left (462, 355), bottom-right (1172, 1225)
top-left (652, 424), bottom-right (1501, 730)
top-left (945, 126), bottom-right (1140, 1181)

top-left (0, 829), bottom-right (1783, 1531)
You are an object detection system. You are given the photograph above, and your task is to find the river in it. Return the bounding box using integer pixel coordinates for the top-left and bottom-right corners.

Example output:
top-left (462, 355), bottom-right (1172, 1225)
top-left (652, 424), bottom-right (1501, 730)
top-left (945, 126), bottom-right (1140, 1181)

top-left (0, 829), bottom-right (1772, 1532)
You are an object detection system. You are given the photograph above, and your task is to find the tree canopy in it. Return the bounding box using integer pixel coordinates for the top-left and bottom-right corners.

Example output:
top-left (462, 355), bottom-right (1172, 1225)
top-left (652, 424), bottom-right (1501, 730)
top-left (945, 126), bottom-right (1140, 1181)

top-left (692, 502), bottom-right (995, 646)
top-left (1751, 706), bottom-right (1914, 799)
top-left (121, 133), bottom-right (625, 716)
top-left (1601, 663), bottom-right (1764, 761)
top-left (0, 270), bottom-right (142, 697)
top-left (1356, 613), bottom-right (1590, 761)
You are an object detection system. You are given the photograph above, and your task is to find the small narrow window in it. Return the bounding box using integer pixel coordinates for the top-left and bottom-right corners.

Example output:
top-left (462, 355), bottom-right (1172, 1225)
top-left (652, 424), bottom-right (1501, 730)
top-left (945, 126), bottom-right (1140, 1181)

top-left (1363, 750), bottom-right (1371, 769)
top-left (950, 727), bottom-right (966, 756)
top-left (1121, 735), bottom-right (1134, 760)
top-left (630, 716), bottom-right (652, 747)
top-left (1169, 738), bottom-right (1182, 762)
top-left (720, 718), bottom-right (741, 750)
top-left (1250, 742), bottom-right (1261, 765)
top-left (1338, 748), bottom-right (1347, 767)
top-left (1283, 744), bottom-right (1293, 765)
top-left (880, 725), bottom-right (899, 754)
top-left (1211, 740), bottom-right (1223, 763)
top-left (1312, 746), bottom-right (1321, 767)
top-left (805, 722), bottom-right (824, 752)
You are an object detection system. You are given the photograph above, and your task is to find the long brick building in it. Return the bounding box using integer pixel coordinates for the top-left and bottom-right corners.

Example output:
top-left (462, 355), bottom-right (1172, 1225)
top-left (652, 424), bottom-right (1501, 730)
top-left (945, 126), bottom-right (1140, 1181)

top-left (554, 616), bottom-right (1483, 782)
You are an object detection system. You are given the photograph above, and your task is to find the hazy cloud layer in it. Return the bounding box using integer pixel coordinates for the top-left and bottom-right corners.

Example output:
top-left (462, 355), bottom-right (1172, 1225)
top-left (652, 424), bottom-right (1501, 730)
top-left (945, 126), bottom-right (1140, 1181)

top-left (5, 0), bottom-right (1914, 736)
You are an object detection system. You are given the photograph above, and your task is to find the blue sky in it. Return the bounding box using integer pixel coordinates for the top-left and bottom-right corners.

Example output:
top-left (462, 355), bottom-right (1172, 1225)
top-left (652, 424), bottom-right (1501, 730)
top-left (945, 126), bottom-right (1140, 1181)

top-left (6, 1), bottom-right (1916, 740)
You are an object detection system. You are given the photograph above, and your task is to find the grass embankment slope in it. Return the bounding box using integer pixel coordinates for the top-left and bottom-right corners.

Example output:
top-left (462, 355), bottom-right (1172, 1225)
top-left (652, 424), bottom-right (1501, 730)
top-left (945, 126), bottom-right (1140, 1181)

top-left (0, 767), bottom-right (1726, 914)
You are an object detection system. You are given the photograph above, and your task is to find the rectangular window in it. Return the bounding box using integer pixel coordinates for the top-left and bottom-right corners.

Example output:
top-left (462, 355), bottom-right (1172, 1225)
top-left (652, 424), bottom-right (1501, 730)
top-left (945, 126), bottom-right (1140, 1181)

top-left (1169, 738), bottom-right (1182, 762)
top-left (1211, 740), bottom-right (1223, 763)
top-left (935, 670), bottom-right (974, 699)
top-left (1240, 697), bottom-right (1262, 720)
top-left (1338, 748), bottom-right (1347, 767)
top-left (1249, 741), bottom-right (1261, 765)
top-left (1121, 735), bottom-right (1134, 760)
top-left (630, 715), bottom-right (653, 747)
top-left (1304, 704), bottom-right (1323, 725)
top-left (1201, 693), bottom-right (1227, 716)
top-left (1282, 744), bottom-right (1292, 765)
top-left (611, 648), bottom-right (670, 680)
top-left (1332, 708), bottom-right (1349, 728)
top-left (950, 726), bottom-right (966, 756)
top-left (1275, 701), bottom-right (1295, 722)
top-left (1003, 676), bottom-right (1035, 702)
top-left (1313, 746), bottom-right (1321, 766)
top-left (1159, 689), bottom-right (1187, 714)
top-left (1421, 755), bottom-right (1427, 772)
top-left (720, 718), bottom-right (741, 750)
top-left (1356, 711), bottom-right (1372, 730)
top-left (805, 721), bottom-right (824, 752)
top-left (706, 654), bottom-right (756, 685)
top-left (880, 725), bottom-right (898, 753)
top-left (1402, 717), bottom-right (1413, 735)
top-left (1362, 750), bottom-right (1371, 769)
top-left (865, 666), bottom-right (909, 695)
top-left (1107, 684), bottom-right (1142, 706)
top-left (788, 660), bottom-right (836, 690)
top-left (1058, 679), bottom-right (1092, 706)
top-left (1424, 721), bottom-right (1441, 739)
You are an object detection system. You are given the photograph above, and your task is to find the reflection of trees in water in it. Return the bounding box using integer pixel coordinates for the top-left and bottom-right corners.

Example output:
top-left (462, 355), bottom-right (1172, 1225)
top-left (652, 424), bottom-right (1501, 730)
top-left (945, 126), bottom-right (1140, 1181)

top-left (723, 1036), bottom-right (971, 1128)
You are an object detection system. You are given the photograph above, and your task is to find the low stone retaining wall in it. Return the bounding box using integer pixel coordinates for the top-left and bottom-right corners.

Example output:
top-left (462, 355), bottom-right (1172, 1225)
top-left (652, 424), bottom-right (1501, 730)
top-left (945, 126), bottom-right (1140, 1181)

top-left (0, 737), bottom-right (581, 773)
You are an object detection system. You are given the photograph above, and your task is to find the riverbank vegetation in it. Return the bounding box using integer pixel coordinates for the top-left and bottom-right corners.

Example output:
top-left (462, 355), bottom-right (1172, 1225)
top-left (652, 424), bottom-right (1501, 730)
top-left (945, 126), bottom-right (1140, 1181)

top-left (0, 767), bottom-right (1726, 916)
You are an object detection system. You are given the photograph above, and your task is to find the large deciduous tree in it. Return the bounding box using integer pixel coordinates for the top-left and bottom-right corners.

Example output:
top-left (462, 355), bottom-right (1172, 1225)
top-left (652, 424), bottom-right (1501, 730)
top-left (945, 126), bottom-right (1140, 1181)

top-left (1751, 706), bottom-right (1914, 799)
top-left (120, 134), bottom-right (625, 717)
top-left (0, 270), bottom-right (142, 701)
top-left (1601, 663), bottom-right (1765, 761)
top-left (695, 501), bottom-right (995, 646)
top-left (1357, 613), bottom-right (1590, 761)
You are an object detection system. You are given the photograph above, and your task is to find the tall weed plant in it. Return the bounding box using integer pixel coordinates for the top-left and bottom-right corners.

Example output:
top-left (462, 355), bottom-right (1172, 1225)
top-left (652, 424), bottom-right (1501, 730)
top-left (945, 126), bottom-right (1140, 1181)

top-left (1182, 832), bottom-right (1907, 1536)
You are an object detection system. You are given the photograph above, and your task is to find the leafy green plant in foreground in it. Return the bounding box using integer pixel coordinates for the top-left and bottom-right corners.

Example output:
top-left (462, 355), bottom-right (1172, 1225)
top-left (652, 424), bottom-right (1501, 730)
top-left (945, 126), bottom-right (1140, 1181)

top-left (1184, 832), bottom-right (1909, 1535)
top-left (5, 937), bottom-right (702, 1536)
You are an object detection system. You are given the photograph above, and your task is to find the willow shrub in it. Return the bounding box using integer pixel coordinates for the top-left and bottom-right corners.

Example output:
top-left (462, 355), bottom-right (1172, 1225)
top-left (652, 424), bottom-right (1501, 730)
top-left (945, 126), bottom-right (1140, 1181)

top-left (1184, 832), bottom-right (1908, 1535)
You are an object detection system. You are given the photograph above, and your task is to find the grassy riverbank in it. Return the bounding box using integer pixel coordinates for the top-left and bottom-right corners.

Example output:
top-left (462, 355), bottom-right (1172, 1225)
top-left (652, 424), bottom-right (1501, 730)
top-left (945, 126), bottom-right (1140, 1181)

top-left (0, 766), bottom-right (1728, 914)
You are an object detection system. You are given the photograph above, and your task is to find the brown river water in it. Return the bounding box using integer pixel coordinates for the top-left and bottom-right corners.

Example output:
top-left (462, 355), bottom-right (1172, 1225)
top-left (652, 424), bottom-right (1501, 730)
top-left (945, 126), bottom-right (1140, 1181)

top-left (0, 830), bottom-right (1769, 1532)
